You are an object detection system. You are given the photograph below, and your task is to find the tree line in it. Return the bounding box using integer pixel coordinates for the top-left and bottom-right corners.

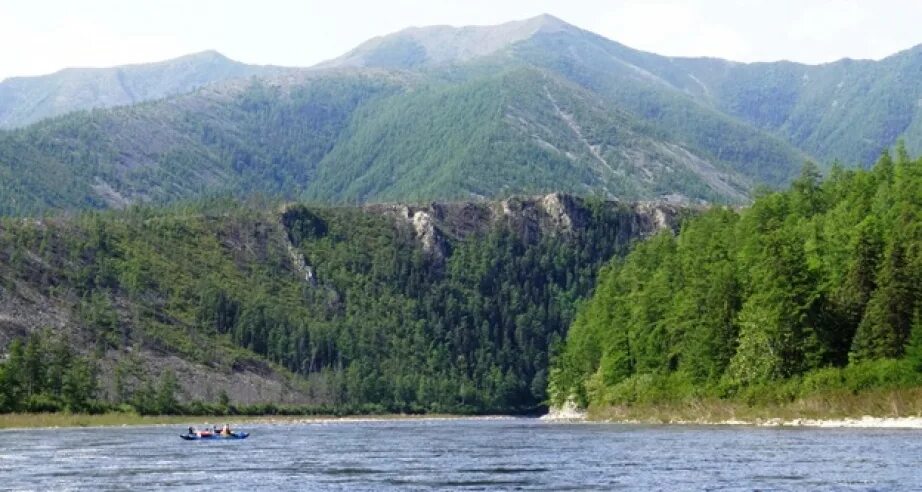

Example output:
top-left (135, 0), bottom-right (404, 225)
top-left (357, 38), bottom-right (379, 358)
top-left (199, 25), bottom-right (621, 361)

top-left (551, 145), bottom-right (922, 409)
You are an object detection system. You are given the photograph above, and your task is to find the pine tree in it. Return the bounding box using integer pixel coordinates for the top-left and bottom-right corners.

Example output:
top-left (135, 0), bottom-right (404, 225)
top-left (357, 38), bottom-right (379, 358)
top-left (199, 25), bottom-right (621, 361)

top-left (23, 334), bottom-right (44, 397)
top-left (850, 242), bottom-right (916, 361)
top-left (904, 309), bottom-right (922, 373)
top-left (155, 370), bottom-right (181, 414)
top-left (2, 340), bottom-right (25, 411)
top-left (62, 358), bottom-right (97, 412)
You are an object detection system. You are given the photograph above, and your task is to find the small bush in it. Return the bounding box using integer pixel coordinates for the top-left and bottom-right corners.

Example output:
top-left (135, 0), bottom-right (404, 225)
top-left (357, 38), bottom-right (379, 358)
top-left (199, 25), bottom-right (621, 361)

top-left (24, 395), bottom-right (62, 413)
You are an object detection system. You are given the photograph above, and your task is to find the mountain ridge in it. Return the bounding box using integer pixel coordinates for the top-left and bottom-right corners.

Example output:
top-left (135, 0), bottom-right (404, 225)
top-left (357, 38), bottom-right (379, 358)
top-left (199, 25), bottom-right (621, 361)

top-left (0, 50), bottom-right (289, 128)
top-left (1, 15), bottom-right (921, 215)
top-left (0, 64), bottom-right (762, 215)
top-left (318, 14), bottom-right (574, 69)
top-left (321, 14), bottom-right (922, 165)
top-left (1, 50), bottom-right (234, 83)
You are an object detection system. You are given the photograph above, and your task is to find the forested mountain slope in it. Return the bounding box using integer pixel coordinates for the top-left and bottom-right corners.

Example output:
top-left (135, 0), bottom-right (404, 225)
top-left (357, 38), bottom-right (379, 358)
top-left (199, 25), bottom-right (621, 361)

top-left (0, 71), bottom-right (407, 215)
top-left (327, 14), bottom-right (922, 170)
top-left (2, 15), bottom-right (922, 216)
top-left (306, 67), bottom-right (749, 203)
top-left (0, 194), bottom-right (683, 414)
top-left (670, 46), bottom-right (922, 165)
top-left (550, 147), bottom-right (922, 411)
top-left (323, 15), bottom-right (810, 189)
top-left (0, 67), bottom-right (748, 215)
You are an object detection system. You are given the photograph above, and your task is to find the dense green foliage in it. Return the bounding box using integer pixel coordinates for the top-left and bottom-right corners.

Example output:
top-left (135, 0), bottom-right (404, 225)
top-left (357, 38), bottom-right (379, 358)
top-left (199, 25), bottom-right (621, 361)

top-left (308, 67), bottom-right (749, 204)
top-left (517, 27), bottom-right (922, 168)
top-left (677, 49), bottom-right (922, 165)
top-left (0, 74), bottom-right (403, 215)
top-left (0, 195), bottom-right (656, 414)
top-left (0, 331), bottom-right (99, 413)
top-left (551, 147), bottom-right (922, 408)
top-left (511, 31), bottom-right (809, 187)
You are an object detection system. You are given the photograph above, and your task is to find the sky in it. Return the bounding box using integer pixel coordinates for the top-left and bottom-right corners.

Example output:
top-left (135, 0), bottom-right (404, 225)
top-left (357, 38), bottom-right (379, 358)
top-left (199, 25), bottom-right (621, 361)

top-left (2, 0), bottom-right (922, 81)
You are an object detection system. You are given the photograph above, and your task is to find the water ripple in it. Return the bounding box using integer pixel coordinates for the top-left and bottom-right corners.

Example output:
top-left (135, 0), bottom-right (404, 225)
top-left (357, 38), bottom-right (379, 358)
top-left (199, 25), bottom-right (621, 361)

top-left (1, 419), bottom-right (920, 490)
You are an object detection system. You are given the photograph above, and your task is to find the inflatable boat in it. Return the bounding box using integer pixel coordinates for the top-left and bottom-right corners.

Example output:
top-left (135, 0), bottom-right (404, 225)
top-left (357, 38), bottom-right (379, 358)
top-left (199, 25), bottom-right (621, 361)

top-left (179, 431), bottom-right (249, 440)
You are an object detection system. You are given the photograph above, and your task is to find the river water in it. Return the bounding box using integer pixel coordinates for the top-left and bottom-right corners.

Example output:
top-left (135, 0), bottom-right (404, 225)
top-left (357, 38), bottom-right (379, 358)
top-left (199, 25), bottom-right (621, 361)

top-left (1, 418), bottom-right (920, 490)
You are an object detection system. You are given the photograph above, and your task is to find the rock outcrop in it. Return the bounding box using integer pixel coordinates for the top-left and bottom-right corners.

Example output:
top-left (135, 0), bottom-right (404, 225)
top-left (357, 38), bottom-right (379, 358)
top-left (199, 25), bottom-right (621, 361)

top-left (369, 193), bottom-right (685, 253)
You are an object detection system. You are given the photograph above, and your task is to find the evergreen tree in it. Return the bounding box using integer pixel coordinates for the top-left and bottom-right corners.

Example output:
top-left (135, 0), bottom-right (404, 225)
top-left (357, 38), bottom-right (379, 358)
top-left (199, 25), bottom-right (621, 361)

top-left (851, 242), bottom-right (916, 361)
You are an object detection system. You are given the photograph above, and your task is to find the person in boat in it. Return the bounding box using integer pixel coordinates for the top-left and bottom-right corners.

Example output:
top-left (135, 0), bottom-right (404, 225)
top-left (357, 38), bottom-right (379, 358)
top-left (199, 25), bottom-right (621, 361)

top-left (188, 426), bottom-right (195, 436)
top-left (221, 424), bottom-right (231, 436)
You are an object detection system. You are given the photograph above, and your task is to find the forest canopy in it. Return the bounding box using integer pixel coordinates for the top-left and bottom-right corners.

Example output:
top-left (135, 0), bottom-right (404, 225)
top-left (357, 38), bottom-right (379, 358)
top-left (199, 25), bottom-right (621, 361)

top-left (550, 145), bottom-right (922, 409)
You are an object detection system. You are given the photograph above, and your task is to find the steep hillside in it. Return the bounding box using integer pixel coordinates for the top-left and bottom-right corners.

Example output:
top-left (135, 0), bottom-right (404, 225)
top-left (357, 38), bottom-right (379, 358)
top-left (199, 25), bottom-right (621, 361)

top-left (0, 71), bottom-right (408, 215)
top-left (0, 67), bottom-right (747, 216)
top-left (323, 15), bottom-right (811, 188)
top-left (672, 47), bottom-right (922, 165)
top-left (307, 67), bottom-right (749, 203)
top-left (0, 51), bottom-right (285, 128)
top-left (508, 18), bottom-right (922, 169)
top-left (508, 28), bottom-right (809, 187)
top-left (326, 14), bottom-right (922, 170)
top-left (0, 194), bottom-right (683, 414)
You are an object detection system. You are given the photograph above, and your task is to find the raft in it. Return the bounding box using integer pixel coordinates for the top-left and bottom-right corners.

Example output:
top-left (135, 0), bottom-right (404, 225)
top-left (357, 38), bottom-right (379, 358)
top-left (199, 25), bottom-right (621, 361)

top-left (180, 431), bottom-right (249, 440)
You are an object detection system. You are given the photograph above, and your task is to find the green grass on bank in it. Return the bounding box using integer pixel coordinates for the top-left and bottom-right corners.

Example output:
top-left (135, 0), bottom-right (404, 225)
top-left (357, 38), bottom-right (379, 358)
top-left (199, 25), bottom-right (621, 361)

top-left (587, 387), bottom-right (922, 423)
top-left (6, 385), bottom-right (922, 429)
top-left (0, 412), bottom-right (211, 429)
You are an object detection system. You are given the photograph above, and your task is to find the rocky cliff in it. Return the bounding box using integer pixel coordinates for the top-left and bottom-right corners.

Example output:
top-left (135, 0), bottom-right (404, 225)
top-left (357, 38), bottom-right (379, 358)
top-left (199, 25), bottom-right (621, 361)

top-left (365, 193), bottom-right (685, 260)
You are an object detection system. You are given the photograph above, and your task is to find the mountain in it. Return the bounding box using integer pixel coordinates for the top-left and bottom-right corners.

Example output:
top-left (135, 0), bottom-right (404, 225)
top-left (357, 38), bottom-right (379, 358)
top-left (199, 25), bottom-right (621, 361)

top-left (0, 194), bottom-right (682, 413)
top-left (669, 47), bottom-right (922, 164)
top-left (504, 19), bottom-right (922, 167)
top-left (325, 14), bottom-right (922, 168)
top-left (321, 15), bottom-right (810, 187)
top-left (306, 67), bottom-right (750, 203)
top-left (0, 51), bottom-right (284, 128)
top-left (0, 66), bottom-right (751, 216)
top-left (2, 15), bottom-right (922, 215)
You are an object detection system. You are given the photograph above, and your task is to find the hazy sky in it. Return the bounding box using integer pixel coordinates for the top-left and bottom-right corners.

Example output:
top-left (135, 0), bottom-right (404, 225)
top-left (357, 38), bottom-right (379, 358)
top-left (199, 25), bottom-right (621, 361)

top-left (2, 0), bottom-right (921, 81)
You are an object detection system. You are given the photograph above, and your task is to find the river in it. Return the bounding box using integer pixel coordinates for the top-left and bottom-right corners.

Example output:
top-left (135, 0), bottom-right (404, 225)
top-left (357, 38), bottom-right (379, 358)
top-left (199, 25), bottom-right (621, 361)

top-left (1, 418), bottom-right (919, 490)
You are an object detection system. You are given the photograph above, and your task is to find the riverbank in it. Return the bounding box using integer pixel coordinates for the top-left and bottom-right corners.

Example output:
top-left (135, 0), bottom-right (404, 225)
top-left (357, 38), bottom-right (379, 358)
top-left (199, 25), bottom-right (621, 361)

top-left (0, 413), bottom-right (205, 429)
top-left (12, 385), bottom-right (922, 430)
top-left (0, 412), bottom-right (508, 430)
top-left (543, 387), bottom-right (922, 428)
top-left (560, 413), bottom-right (922, 429)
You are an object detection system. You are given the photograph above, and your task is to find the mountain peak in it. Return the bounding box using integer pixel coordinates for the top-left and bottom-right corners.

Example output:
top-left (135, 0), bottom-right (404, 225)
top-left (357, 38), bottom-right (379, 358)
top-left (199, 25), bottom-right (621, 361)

top-left (319, 14), bottom-right (577, 69)
top-left (180, 50), bottom-right (233, 63)
top-left (524, 13), bottom-right (571, 30)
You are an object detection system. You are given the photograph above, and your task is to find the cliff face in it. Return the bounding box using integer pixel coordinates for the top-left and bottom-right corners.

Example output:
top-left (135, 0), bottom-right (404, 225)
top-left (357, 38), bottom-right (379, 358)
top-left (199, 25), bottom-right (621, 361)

top-left (0, 195), bottom-right (689, 410)
top-left (365, 193), bottom-right (684, 261)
